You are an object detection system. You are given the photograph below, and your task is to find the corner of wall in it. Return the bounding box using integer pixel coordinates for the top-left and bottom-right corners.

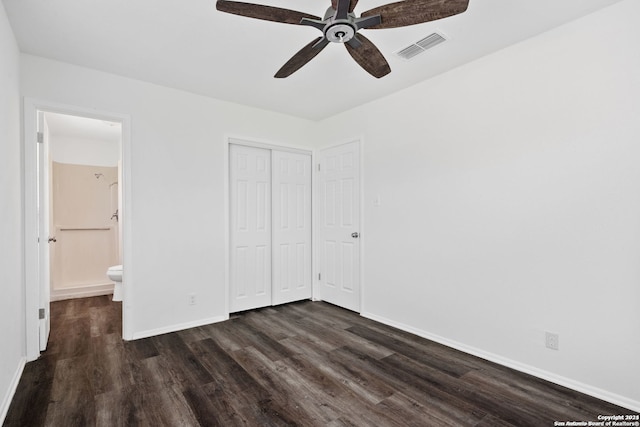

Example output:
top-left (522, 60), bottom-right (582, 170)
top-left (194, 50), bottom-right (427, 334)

top-left (0, 357), bottom-right (26, 425)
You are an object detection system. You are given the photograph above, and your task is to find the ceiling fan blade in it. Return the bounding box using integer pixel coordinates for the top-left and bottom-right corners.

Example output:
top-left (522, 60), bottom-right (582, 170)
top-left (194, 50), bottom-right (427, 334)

top-left (275, 38), bottom-right (330, 78)
top-left (216, 0), bottom-right (321, 25)
top-left (344, 34), bottom-right (391, 78)
top-left (361, 0), bottom-right (469, 29)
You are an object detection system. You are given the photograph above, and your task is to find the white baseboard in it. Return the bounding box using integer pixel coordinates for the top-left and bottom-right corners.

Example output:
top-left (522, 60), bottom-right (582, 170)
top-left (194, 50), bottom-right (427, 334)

top-left (50, 283), bottom-right (114, 301)
top-left (131, 314), bottom-right (229, 340)
top-left (0, 356), bottom-right (26, 425)
top-left (360, 311), bottom-right (640, 413)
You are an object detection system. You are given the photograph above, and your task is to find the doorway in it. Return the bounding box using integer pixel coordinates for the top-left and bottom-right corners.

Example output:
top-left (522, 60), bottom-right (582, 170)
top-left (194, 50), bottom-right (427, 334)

top-left (24, 99), bottom-right (132, 360)
top-left (316, 140), bottom-right (362, 312)
top-left (44, 112), bottom-right (122, 302)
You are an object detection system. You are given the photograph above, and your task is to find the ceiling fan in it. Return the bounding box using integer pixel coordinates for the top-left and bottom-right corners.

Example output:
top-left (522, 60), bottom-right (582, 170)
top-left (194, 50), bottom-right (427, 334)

top-left (216, 0), bottom-right (470, 78)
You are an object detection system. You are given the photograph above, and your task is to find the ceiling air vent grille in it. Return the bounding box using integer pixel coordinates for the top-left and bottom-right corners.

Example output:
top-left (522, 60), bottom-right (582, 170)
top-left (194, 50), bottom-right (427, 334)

top-left (396, 32), bottom-right (447, 60)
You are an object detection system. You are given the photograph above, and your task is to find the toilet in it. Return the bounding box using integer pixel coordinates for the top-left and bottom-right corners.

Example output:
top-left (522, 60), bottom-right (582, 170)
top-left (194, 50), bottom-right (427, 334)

top-left (107, 265), bottom-right (123, 302)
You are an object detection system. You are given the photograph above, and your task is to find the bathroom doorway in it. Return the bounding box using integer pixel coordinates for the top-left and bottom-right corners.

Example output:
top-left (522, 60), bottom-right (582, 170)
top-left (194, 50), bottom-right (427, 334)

top-left (44, 112), bottom-right (122, 301)
top-left (23, 99), bottom-right (132, 360)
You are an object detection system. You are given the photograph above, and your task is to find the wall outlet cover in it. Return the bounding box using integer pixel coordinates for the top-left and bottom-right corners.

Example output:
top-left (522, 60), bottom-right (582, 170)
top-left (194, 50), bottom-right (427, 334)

top-left (545, 332), bottom-right (559, 350)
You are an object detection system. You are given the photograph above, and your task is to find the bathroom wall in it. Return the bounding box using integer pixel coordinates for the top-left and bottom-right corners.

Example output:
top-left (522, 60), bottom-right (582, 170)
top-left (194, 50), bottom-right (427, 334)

top-left (46, 122), bottom-right (121, 300)
top-left (53, 130), bottom-right (122, 265)
top-left (50, 162), bottom-right (119, 300)
top-left (0, 2), bottom-right (25, 423)
top-left (51, 135), bottom-right (120, 166)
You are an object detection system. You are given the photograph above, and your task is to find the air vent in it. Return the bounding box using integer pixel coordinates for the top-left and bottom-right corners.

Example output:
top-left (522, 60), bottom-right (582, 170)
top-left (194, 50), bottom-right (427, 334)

top-left (396, 32), bottom-right (447, 60)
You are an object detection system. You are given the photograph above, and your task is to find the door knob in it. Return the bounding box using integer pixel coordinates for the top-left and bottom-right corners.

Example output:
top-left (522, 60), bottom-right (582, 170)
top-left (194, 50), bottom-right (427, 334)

top-left (351, 232), bottom-right (359, 238)
top-left (48, 237), bottom-right (57, 243)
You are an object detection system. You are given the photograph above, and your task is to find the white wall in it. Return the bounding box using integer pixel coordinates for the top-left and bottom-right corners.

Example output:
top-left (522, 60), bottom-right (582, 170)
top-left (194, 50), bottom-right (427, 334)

top-left (50, 135), bottom-right (120, 167)
top-left (0, 2), bottom-right (25, 423)
top-left (318, 0), bottom-right (640, 410)
top-left (20, 54), bottom-right (316, 337)
top-left (13, 0), bottom-right (639, 413)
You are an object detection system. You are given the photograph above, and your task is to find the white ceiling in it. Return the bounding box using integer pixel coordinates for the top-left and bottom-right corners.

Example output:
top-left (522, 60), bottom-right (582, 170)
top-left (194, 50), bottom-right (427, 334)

top-left (45, 112), bottom-right (121, 143)
top-left (3, 0), bottom-right (622, 121)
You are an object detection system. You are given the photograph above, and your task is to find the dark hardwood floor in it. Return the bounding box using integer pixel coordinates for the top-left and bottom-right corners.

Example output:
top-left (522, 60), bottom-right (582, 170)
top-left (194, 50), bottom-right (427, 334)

top-left (4, 296), bottom-right (636, 426)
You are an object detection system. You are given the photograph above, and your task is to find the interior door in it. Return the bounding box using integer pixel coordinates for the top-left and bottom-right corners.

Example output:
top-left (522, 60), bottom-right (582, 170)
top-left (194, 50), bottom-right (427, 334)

top-left (37, 111), bottom-right (51, 350)
top-left (229, 144), bottom-right (272, 312)
top-left (317, 141), bottom-right (361, 312)
top-left (272, 150), bottom-right (312, 305)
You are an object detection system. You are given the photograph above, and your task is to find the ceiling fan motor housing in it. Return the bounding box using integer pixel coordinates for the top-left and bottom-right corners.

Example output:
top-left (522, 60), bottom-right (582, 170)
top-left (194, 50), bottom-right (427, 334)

top-left (326, 21), bottom-right (356, 43)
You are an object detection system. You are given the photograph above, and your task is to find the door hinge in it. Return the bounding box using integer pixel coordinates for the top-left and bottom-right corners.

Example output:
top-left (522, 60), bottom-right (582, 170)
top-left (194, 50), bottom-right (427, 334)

top-left (39, 308), bottom-right (45, 319)
top-left (317, 164), bottom-right (321, 171)
top-left (318, 273), bottom-right (321, 281)
top-left (37, 132), bottom-right (43, 143)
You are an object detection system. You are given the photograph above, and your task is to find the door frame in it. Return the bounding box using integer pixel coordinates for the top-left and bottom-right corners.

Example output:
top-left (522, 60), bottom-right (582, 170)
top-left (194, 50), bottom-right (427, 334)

top-left (223, 135), bottom-right (313, 315)
top-left (23, 98), bottom-right (133, 360)
top-left (313, 138), bottom-right (364, 312)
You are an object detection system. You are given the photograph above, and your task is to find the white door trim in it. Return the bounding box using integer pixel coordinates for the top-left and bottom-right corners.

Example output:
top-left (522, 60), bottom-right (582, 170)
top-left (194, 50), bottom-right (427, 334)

top-left (225, 134), bottom-right (313, 155)
top-left (23, 98), bottom-right (133, 360)
top-left (224, 135), bottom-right (313, 316)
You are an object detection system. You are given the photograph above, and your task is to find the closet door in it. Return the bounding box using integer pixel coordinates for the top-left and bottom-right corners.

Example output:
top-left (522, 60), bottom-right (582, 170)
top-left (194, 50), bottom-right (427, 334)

top-left (229, 144), bottom-right (272, 312)
top-left (272, 151), bottom-right (312, 305)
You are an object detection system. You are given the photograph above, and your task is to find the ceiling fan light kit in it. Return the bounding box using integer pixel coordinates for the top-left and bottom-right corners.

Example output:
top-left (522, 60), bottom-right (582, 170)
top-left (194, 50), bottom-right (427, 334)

top-left (215, 0), bottom-right (469, 78)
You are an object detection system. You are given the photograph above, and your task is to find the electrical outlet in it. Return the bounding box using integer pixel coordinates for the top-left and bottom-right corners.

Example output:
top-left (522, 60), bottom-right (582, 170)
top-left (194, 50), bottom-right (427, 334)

top-left (188, 293), bottom-right (197, 306)
top-left (545, 332), bottom-right (559, 350)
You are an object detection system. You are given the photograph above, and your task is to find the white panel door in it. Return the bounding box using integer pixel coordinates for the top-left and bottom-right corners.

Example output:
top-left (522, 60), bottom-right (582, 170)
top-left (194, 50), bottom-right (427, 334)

top-left (272, 151), bottom-right (312, 305)
top-left (38, 112), bottom-right (51, 350)
top-left (318, 141), bottom-right (360, 312)
top-left (229, 144), bottom-right (272, 312)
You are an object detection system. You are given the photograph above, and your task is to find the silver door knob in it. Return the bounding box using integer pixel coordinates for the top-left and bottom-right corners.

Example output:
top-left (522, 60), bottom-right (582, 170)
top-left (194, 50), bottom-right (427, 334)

top-left (48, 237), bottom-right (57, 243)
top-left (351, 232), bottom-right (359, 238)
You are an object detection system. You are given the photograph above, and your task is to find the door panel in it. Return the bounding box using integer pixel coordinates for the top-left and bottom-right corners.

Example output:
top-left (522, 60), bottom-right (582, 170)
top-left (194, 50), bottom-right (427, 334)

top-left (318, 141), bottom-right (361, 312)
top-left (38, 112), bottom-right (51, 351)
top-left (272, 151), bottom-right (312, 305)
top-left (229, 144), bottom-right (272, 312)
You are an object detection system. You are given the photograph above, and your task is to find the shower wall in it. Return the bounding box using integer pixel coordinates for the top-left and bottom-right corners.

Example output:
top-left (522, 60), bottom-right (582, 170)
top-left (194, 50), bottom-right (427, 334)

top-left (50, 161), bottom-right (119, 300)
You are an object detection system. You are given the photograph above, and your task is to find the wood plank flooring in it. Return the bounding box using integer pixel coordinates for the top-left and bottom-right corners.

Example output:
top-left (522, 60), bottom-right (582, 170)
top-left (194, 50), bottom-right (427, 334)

top-left (4, 296), bottom-right (636, 426)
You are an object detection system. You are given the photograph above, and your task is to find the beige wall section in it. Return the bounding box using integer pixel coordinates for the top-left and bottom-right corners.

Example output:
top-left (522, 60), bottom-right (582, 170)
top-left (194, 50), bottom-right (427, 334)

top-left (51, 162), bottom-right (119, 300)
